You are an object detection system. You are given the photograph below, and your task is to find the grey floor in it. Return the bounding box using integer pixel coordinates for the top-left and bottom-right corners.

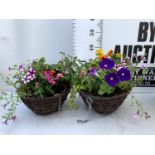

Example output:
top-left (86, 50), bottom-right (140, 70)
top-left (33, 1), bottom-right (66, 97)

top-left (0, 88), bottom-right (155, 135)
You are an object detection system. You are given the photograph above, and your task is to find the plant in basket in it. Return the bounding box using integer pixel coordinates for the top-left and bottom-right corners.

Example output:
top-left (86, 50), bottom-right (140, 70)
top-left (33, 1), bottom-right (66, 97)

top-left (0, 56), bottom-right (71, 125)
top-left (68, 49), bottom-right (150, 119)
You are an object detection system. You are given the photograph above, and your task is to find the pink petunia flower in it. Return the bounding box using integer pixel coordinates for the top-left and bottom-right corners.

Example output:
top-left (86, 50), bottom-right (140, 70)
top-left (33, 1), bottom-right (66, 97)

top-left (56, 73), bottom-right (64, 80)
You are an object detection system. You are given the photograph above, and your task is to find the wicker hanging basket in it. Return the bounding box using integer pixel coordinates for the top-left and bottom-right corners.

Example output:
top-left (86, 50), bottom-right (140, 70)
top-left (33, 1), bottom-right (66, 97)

top-left (20, 88), bottom-right (70, 115)
top-left (80, 91), bottom-right (129, 114)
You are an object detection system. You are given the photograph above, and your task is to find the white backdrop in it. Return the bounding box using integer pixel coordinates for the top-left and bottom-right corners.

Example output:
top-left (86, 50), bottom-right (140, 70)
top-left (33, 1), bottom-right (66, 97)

top-left (102, 19), bottom-right (155, 68)
top-left (1, 19), bottom-right (155, 90)
top-left (0, 19), bottom-right (73, 90)
top-left (0, 19), bottom-right (73, 72)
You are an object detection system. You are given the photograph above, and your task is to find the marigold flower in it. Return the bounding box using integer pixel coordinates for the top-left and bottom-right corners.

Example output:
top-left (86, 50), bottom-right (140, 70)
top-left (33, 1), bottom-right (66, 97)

top-left (107, 50), bottom-right (113, 56)
top-left (98, 53), bottom-right (108, 60)
top-left (50, 70), bottom-right (56, 76)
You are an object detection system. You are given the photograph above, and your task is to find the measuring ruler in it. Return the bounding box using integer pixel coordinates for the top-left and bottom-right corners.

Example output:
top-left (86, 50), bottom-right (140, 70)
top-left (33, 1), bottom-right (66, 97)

top-left (73, 19), bottom-right (103, 60)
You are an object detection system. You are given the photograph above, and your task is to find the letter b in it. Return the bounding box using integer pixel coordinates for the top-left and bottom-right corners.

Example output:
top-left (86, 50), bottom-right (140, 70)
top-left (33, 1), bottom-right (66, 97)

top-left (138, 22), bottom-right (148, 42)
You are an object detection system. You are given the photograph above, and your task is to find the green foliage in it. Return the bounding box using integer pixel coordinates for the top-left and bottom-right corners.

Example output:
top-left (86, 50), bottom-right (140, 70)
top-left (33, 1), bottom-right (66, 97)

top-left (67, 86), bottom-right (79, 110)
top-left (131, 94), bottom-right (151, 119)
top-left (117, 81), bottom-right (132, 92)
top-left (0, 54), bottom-right (71, 124)
top-left (98, 82), bottom-right (114, 95)
top-left (0, 92), bottom-right (19, 123)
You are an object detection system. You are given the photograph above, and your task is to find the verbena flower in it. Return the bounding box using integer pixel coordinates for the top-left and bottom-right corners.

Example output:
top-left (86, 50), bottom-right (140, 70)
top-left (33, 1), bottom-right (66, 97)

top-left (105, 73), bottom-right (119, 87)
top-left (99, 58), bottom-right (115, 70)
top-left (89, 67), bottom-right (97, 76)
top-left (44, 70), bottom-right (57, 85)
top-left (117, 68), bottom-right (131, 81)
top-left (44, 70), bottom-right (50, 78)
top-left (49, 79), bottom-right (56, 85)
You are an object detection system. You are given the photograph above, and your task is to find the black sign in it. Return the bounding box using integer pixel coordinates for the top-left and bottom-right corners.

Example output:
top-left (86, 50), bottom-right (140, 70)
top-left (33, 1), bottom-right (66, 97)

top-left (114, 21), bottom-right (155, 87)
top-left (135, 67), bottom-right (155, 87)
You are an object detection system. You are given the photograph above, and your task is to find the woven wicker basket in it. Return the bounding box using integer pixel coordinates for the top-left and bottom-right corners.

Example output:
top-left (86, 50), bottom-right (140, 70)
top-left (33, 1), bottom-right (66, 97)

top-left (20, 88), bottom-right (70, 115)
top-left (80, 91), bottom-right (129, 114)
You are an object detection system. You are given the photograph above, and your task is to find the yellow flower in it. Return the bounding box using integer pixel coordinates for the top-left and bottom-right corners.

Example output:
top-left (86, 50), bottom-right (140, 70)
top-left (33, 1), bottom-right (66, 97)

top-left (96, 49), bottom-right (104, 55)
top-left (116, 53), bottom-right (122, 59)
top-left (107, 50), bottom-right (113, 56)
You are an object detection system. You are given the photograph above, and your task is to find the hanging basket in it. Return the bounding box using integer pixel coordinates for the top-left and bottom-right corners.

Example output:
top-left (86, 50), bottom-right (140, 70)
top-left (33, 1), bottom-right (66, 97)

top-left (80, 91), bottom-right (129, 114)
top-left (20, 88), bottom-right (70, 115)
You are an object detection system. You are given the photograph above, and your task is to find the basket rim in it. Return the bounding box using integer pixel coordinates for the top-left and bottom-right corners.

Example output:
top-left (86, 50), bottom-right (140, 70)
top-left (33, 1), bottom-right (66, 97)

top-left (20, 88), bottom-right (70, 100)
top-left (80, 90), bottom-right (130, 100)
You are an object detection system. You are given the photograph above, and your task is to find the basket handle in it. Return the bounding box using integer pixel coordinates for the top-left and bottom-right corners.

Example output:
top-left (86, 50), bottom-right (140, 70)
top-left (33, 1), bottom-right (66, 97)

top-left (86, 97), bottom-right (93, 110)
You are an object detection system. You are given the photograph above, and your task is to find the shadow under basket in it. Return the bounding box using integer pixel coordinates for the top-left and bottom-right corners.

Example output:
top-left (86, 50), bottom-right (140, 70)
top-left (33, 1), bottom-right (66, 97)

top-left (80, 91), bottom-right (129, 114)
top-left (20, 88), bottom-right (70, 115)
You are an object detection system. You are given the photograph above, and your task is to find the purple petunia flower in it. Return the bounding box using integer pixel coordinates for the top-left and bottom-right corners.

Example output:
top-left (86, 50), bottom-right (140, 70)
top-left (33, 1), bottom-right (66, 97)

top-left (89, 67), bottom-right (97, 76)
top-left (99, 58), bottom-right (115, 70)
top-left (18, 65), bottom-right (25, 72)
top-left (27, 67), bottom-right (36, 76)
top-left (117, 68), bottom-right (131, 81)
top-left (105, 73), bottom-right (119, 87)
top-left (27, 67), bottom-right (36, 80)
top-left (22, 75), bottom-right (30, 84)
